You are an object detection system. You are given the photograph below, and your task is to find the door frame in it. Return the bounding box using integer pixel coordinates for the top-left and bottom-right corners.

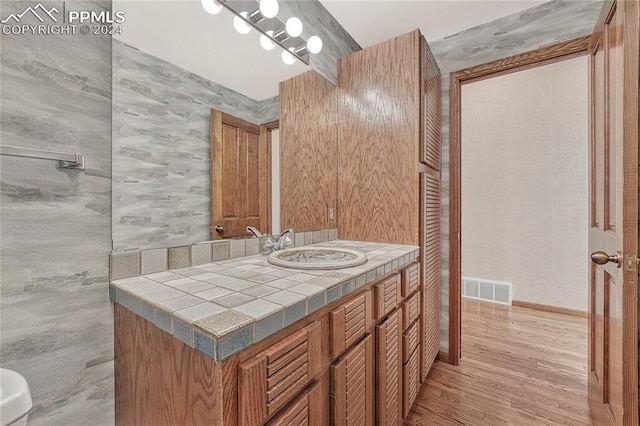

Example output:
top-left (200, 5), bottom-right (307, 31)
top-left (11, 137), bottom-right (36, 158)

top-left (447, 35), bottom-right (592, 363)
top-left (210, 110), bottom-right (271, 240)
top-left (448, 17), bottom-right (639, 420)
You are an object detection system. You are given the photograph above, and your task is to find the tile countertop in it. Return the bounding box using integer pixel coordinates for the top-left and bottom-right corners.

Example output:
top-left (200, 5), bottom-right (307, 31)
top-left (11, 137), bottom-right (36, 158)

top-left (110, 240), bottom-right (419, 362)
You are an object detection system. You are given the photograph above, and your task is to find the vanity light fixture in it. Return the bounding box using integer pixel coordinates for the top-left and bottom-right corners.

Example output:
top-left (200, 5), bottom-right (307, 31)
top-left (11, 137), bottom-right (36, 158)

top-left (207, 0), bottom-right (323, 65)
top-left (281, 48), bottom-right (296, 65)
top-left (307, 35), bottom-right (323, 54)
top-left (201, 0), bottom-right (222, 15)
top-left (259, 0), bottom-right (278, 19)
top-left (260, 31), bottom-right (276, 50)
top-left (285, 17), bottom-right (303, 37)
top-left (233, 11), bottom-right (252, 34)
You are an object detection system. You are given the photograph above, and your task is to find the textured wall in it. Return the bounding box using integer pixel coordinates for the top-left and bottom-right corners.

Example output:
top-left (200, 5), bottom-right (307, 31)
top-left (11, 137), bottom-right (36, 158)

top-left (112, 40), bottom-right (278, 252)
top-left (462, 56), bottom-right (589, 311)
top-left (428, 0), bottom-right (603, 351)
top-left (0, 1), bottom-right (114, 424)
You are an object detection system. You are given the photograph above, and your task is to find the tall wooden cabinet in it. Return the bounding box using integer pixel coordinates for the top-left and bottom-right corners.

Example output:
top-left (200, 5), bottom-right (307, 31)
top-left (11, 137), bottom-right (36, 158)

top-left (337, 30), bottom-right (442, 384)
top-left (279, 70), bottom-right (337, 233)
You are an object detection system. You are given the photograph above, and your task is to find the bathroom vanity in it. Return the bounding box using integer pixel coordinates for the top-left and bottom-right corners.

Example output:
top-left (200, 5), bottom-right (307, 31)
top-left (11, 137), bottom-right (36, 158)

top-left (111, 239), bottom-right (437, 425)
top-left (111, 25), bottom-right (442, 426)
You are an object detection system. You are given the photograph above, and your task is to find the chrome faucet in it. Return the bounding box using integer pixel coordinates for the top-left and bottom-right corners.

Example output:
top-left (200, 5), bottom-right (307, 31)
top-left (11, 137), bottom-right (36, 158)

top-left (246, 226), bottom-right (262, 238)
top-left (263, 229), bottom-right (294, 253)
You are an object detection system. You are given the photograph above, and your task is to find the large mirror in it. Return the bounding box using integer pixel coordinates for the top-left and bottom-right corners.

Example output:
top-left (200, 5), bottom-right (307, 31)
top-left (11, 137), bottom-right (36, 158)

top-left (111, 0), bottom-right (337, 253)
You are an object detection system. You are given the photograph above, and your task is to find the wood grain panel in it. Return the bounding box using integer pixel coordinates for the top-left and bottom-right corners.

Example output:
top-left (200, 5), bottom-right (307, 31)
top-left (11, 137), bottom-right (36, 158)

top-left (330, 290), bottom-right (372, 358)
top-left (421, 37), bottom-right (442, 171)
top-left (330, 334), bottom-right (374, 426)
top-left (279, 70), bottom-right (337, 232)
top-left (377, 309), bottom-right (402, 425)
top-left (337, 30), bottom-right (421, 245)
top-left (114, 304), bottom-right (221, 426)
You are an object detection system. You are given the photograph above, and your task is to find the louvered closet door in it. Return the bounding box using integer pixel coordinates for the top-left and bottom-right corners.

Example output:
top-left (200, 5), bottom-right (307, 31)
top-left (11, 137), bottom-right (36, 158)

top-left (331, 334), bottom-right (374, 426)
top-left (420, 35), bottom-right (442, 381)
top-left (422, 172), bottom-right (441, 377)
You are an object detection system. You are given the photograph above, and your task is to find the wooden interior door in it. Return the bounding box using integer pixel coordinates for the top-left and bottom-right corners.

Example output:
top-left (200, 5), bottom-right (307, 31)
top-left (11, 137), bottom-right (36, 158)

top-left (211, 110), bottom-right (269, 240)
top-left (588, 1), bottom-right (638, 424)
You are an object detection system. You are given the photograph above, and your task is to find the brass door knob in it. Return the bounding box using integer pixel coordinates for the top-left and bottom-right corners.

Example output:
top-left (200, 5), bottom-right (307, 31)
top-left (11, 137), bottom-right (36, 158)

top-left (215, 225), bottom-right (225, 233)
top-left (590, 251), bottom-right (621, 266)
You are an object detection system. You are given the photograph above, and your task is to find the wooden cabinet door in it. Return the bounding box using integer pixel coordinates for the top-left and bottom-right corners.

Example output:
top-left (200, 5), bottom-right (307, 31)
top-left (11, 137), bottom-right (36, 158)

top-left (587, 1), bottom-right (639, 424)
top-left (421, 171), bottom-right (441, 379)
top-left (238, 322), bottom-right (322, 426)
top-left (279, 70), bottom-right (337, 232)
top-left (330, 334), bottom-right (374, 426)
top-left (266, 382), bottom-right (323, 426)
top-left (376, 309), bottom-right (401, 426)
top-left (211, 109), bottom-right (268, 239)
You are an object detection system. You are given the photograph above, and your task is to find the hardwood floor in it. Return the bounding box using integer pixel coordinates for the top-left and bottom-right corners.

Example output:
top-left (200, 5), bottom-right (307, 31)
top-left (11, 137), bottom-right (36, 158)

top-left (405, 299), bottom-right (592, 425)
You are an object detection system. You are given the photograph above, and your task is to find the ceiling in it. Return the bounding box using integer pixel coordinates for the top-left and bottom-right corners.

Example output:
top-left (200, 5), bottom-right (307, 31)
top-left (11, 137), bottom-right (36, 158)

top-left (320, 0), bottom-right (549, 48)
top-left (115, 0), bottom-right (549, 101)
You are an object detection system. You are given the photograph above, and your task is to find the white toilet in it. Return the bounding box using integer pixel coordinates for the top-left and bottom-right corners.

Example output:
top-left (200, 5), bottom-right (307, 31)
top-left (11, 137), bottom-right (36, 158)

top-left (0, 369), bottom-right (32, 426)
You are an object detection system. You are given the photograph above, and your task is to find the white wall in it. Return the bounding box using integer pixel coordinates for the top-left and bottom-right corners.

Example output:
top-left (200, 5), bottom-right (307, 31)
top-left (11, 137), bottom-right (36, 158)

top-left (461, 56), bottom-right (589, 311)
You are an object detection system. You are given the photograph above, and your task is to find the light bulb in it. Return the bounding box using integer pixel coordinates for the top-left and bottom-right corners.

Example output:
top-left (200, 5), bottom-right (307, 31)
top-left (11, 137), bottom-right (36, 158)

top-left (201, 0), bottom-right (222, 15)
top-left (285, 17), bottom-right (303, 37)
top-left (259, 0), bottom-right (279, 19)
top-left (281, 48), bottom-right (296, 65)
top-left (307, 36), bottom-right (323, 54)
top-left (260, 31), bottom-right (276, 50)
top-left (233, 12), bottom-right (252, 35)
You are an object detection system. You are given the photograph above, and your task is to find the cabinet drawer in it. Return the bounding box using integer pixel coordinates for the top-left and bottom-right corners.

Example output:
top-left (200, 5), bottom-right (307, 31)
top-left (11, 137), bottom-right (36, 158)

top-left (403, 319), bottom-right (420, 364)
top-left (330, 290), bottom-right (372, 358)
top-left (402, 291), bottom-right (420, 331)
top-left (373, 273), bottom-right (401, 320)
top-left (402, 345), bottom-right (420, 419)
top-left (266, 381), bottom-right (321, 426)
top-left (238, 322), bottom-right (322, 426)
top-left (401, 263), bottom-right (420, 298)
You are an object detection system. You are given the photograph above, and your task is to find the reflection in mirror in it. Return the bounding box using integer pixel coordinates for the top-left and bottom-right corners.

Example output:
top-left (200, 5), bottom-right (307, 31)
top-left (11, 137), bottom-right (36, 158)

top-left (110, 1), bottom-right (336, 252)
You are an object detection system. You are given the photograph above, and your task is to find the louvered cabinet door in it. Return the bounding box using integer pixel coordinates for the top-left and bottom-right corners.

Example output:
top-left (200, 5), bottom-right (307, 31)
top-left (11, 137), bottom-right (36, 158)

top-left (266, 382), bottom-right (322, 426)
top-left (330, 291), bottom-right (372, 358)
top-left (376, 309), bottom-right (401, 426)
top-left (238, 322), bottom-right (322, 426)
top-left (330, 334), bottom-right (374, 426)
top-left (421, 172), bottom-right (441, 379)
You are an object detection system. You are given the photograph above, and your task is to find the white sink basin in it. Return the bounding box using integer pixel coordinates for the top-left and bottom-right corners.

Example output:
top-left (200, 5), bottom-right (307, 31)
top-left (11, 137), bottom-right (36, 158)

top-left (267, 247), bottom-right (367, 270)
top-left (0, 369), bottom-right (32, 426)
